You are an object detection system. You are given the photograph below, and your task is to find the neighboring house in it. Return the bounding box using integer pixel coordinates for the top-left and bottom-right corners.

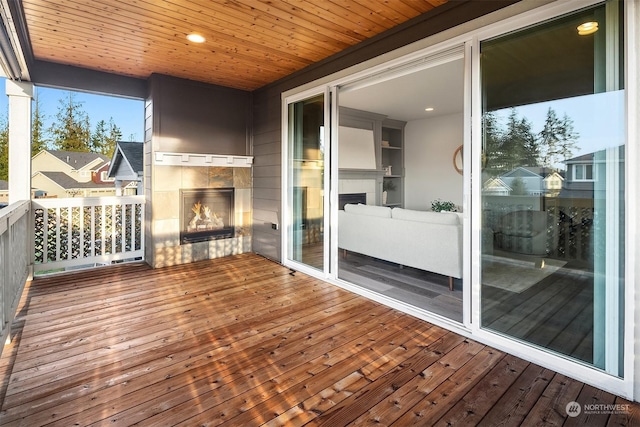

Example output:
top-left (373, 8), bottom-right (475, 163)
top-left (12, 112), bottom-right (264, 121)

top-left (487, 167), bottom-right (565, 197)
top-left (543, 171), bottom-right (564, 197)
top-left (560, 151), bottom-right (596, 199)
top-left (0, 180), bottom-right (7, 205)
top-left (482, 177), bottom-right (511, 196)
top-left (499, 167), bottom-right (559, 196)
top-left (31, 171), bottom-right (116, 198)
top-left (32, 150), bottom-right (110, 184)
top-left (30, 150), bottom-right (115, 198)
top-left (559, 146), bottom-right (625, 200)
top-left (107, 142), bottom-right (143, 195)
top-left (1, 179), bottom-right (47, 204)
top-left (93, 162), bottom-right (115, 185)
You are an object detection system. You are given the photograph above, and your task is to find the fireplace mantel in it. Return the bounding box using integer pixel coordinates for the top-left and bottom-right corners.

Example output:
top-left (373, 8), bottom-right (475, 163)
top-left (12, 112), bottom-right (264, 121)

top-left (154, 152), bottom-right (253, 167)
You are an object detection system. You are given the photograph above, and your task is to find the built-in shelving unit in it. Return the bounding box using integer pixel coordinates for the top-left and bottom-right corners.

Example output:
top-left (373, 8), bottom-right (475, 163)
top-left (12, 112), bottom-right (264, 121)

top-left (338, 107), bottom-right (405, 207)
top-left (381, 119), bottom-right (405, 207)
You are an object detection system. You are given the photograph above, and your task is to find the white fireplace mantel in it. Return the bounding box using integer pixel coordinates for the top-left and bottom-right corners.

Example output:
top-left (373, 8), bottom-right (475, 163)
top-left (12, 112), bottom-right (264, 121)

top-left (154, 152), bottom-right (253, 167)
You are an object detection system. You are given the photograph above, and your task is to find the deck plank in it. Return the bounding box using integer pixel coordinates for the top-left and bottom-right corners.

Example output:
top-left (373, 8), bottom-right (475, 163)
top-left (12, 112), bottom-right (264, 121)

top-left (0, 253), bottom-right (638, 426)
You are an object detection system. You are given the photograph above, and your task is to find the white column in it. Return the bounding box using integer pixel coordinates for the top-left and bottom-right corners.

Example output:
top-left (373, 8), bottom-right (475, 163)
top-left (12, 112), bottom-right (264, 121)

top-left (6, 80), bottom-right (33, 204)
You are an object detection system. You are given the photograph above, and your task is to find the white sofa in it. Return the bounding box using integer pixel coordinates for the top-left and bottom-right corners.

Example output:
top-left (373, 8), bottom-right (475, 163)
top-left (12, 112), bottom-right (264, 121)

top-left (338, 204), bottom-right (462, 290)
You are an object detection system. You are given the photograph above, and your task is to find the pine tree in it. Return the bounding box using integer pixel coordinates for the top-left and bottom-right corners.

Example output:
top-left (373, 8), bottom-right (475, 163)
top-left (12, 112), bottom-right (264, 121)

top-left (510, 176), bottom-right (528, 196)
top-left (518, 117), bottom-right (539, 167)
top-left (538, 107), bottom-right (578, 168)
top-left (500, 109), bottom-right (539, 171)
top-left (49, 92), bottom-right (91, 152)
top-left (90, 119), bottom-right (108, 154)
top-left (90, 117), bottom-right (121, 156)
top-left (32, 91), bottom-right (49, 155)
top-left (106, 117), bottom-right (122, 157)
top-left (482, 111), bottom-right (504, 177)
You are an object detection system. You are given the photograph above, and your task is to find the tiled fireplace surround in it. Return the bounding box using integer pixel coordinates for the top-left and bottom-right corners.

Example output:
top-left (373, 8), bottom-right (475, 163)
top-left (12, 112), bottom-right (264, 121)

top-left (149, 164), bottom-right (252, 268)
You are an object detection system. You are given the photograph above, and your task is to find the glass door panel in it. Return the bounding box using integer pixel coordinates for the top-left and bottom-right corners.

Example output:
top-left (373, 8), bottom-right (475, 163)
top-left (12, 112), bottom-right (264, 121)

top-left (335, 49), bottom-right (466, 322)
top-left (287, 94), bottom-right (325, 271)
top-left (480, 1), bottom-right (624, 376)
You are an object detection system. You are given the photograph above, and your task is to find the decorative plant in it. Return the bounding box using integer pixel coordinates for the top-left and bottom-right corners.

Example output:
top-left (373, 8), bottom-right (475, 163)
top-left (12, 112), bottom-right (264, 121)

top-left (431, 199), bottom-right (457, 212)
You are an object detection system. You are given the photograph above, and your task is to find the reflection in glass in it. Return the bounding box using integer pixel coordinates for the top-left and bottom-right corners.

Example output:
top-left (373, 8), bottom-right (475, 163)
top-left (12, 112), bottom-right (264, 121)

top-left (287, 95), bottom-right (325, 270)
top-left (480, 1), bottom-right (624, 376)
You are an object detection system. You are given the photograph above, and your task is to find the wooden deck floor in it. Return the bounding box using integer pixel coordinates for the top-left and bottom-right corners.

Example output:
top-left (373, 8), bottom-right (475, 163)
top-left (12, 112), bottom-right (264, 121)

top-left (0, 253), bottom-right (638, 426)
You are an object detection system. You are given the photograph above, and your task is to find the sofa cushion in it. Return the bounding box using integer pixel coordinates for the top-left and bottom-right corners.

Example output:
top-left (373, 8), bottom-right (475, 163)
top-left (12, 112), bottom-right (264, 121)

top-left (391, 208), bottom-right (459, 225)
top-left (344, 203), bottom-right (392, 218)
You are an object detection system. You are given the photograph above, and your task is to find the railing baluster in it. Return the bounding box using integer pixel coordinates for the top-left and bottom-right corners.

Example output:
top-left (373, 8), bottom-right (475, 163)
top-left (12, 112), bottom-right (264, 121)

top-left (101, 204), bottom-right (106, 256)
top-left (91, 205), bottom-right (96, 258)
top-left (42, 206), bottom-right (48, 262)
top-left (55, 207), bottom-right (61, 263)
top-left (67, 205), bottom-right (72, 261)
top-left (111, 203), bottom-right (116, 255)
top-left (130, 204), bottom-right (135, 253)
top-left (79, 205), bottom-right (84, 260)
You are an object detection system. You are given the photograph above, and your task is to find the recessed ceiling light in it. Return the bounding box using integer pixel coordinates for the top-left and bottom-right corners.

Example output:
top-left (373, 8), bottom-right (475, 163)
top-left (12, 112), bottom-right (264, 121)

top-left (425, 107), bottom-right (434, 112)
top-left (187, 33), bottom-right (206, 43)
top-left (577, 22), bottom-right (598, 36)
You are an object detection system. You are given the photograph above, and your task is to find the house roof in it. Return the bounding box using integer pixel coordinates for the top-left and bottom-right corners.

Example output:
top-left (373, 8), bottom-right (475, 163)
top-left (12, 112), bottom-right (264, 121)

top-left (108, 142), bottom-right (143, 178)
top-left (564, 152), bottom-right (594, 164)
top-left (501, 166), bottom-right (561, 179)
top-left (483, 177), bottom-right (512, 192)
top-left (37, 172), bottom-right (115, 190)
top-left (44, 150), bottom-right (110, 170)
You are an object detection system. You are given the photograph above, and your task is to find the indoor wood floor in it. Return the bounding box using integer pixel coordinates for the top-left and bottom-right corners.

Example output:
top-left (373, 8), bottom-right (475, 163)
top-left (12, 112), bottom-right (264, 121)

top-left (338, 252), bottom-right (463, 322)
top-left (0, 253), bottom-right (637, 426)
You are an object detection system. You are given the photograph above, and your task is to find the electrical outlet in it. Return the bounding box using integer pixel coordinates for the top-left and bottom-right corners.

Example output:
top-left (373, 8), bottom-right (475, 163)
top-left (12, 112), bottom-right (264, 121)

top-left (271, 223), bottom-right (279, 230)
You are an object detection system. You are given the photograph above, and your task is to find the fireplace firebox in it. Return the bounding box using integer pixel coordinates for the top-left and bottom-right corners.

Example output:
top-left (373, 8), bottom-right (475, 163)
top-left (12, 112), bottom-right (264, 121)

top-left (180, 188), bottom-right (234, 244)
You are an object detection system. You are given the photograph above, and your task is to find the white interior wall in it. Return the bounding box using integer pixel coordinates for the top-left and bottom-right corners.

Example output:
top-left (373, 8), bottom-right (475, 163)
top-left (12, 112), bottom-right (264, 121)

top-left (404, 112), bottom-right (463, 211)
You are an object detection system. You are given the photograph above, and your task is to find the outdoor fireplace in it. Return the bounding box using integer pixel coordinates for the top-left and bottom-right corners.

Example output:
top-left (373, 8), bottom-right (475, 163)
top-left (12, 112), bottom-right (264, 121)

top-left (180, 188), bottom-right (234, 244)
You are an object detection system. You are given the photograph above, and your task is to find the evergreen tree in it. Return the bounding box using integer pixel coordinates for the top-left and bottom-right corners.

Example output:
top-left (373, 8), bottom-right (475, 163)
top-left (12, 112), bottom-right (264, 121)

top-left (538, 107), bottom-right (578, 168)
top-left (518, 116), bottom-right (539, 167)
top-left (106, 117), bottom-right (122, 156)
top-left (32, 91), bottom-right (49, 155)
top-left (0, 116), bottom-right (8, 181)
top-left (500, 109), bottom-right (539, 171)
top-left (49, 92), bottom-right (91, 152)
top-left (510, 176), bottom-right (528, 196)
top-left (90, 119), bottom-right (108, 154)
top-left (482, 111), bottom-right (504, 177)
top-left (90, 117), bottom-right (121, 156)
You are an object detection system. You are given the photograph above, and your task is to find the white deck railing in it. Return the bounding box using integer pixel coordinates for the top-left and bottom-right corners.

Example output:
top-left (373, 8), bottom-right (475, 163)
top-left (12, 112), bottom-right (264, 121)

top-left (0, 200), bottom-right (30, 345)
top-left (33, 196), bottom-right (145, 273)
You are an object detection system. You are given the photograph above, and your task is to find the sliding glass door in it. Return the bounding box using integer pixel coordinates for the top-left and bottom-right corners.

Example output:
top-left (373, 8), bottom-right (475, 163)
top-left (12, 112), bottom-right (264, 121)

top-left (479, 0), bottom-right (625, 375)
top-left (334, 49), bottom-right (467, 322)
top-left (285, 93), bottom-right (328, 272)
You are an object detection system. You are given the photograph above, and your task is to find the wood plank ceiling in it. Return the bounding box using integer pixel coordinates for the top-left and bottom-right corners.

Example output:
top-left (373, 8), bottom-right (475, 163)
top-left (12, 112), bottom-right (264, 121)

top-left (21, 0), bottom-right (448, 91)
